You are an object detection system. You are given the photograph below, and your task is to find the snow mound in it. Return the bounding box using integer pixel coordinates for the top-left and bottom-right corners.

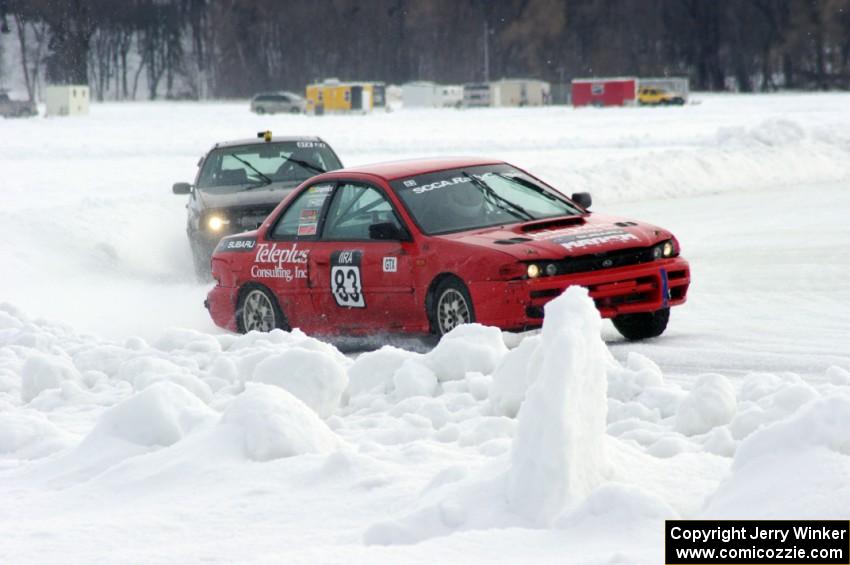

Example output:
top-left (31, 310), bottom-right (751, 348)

top-left (347, 345), bottom-right (419, 397)
top-left (704, 396), bottom-right (850, 518)
top-left (20, 353), bottom-right (81, 403)
top-left (250, 348), bottom-right (348, 418)
top-left (675, 374), bottom-right (737, 435)
top-left (506, 286), bottom-right (610, 524)
top-left (425, 323), bottom-right (508, 382)
top-left (87, 381), bottom-right (214, 448)
top-left (555, 483), bottom-right (678, 528)
top-left (0, 410), bottom-right (76, 459)
top-left (219, 384), bottom-right (341, 461)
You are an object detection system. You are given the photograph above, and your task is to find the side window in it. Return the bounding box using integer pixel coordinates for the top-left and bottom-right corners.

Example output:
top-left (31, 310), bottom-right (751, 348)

top-left (269, 183), bottom-right (334, 239)
top-left (323, 183), bottom-right (402, 241)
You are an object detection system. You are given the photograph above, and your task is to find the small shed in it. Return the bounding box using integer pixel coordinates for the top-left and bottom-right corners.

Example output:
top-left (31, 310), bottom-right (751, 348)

top-left (638, 77), bottom-right (690, 102)
top-left (571, 77), bottom-right (637, 108)
top-left (45, 85), bottom-right (90, 116)
top-left (490, 79), bottom-right (551, 107)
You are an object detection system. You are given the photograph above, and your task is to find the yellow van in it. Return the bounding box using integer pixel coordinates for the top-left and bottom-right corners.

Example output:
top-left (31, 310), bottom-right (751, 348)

top-left (638, 87), bottom-right (685, 106)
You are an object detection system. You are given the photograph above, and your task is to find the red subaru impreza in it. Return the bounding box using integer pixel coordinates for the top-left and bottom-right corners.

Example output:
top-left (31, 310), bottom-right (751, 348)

top-left (206, 157), bottom-right (689, 340)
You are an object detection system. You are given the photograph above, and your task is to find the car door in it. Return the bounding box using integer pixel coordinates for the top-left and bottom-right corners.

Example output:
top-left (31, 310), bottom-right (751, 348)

top-left (259, 181), bottom-right (335, 332)
top-left (308, 181), bottom-right (417, 333)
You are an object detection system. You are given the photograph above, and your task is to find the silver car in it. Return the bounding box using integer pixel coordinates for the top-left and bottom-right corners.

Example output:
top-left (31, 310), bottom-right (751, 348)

top-left (0, 90), bottom-right (37, 118)
top-left (250, 91), bottom-right (306, 115)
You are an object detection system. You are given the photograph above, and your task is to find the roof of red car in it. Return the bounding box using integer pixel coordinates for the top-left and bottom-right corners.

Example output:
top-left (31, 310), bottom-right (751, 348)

top-left (332, 157), bottom-right (504, 181)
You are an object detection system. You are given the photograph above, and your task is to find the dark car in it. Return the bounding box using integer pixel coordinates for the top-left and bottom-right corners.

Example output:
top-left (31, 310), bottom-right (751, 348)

top-left (173, 132), bottom-right (343, 278)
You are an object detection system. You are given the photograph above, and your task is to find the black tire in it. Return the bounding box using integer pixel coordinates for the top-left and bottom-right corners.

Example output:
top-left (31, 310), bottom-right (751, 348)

top-left (255, 106), bottom-right (266, 115)
top-left (190, 241), bottom-right (213, 282)
top-left (289, 107), bottom-right (301, 114)
top-left (429, 277), bottom-right (476, 336)
top-left (612, 307), bottom-right (670, 341)
top-left (236, 285), bottom-right (288, 333)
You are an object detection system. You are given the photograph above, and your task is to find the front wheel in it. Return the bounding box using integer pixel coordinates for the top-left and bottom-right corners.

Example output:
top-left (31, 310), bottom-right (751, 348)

top-left (430, 278), bottom-right (475, 336)
top-left (236, 286), bottom-right (288, 333)
top-left (612, 307), bottom-right (670, 340)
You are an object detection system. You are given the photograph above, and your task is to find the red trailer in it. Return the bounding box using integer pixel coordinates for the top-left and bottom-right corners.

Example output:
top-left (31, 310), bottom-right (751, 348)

top-left (571, 77), bottom-right (637, 107)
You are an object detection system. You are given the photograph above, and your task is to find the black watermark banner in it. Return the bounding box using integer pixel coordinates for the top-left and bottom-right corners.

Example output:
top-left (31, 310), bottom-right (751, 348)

top-left (666, 520), bottom-right (850, 564)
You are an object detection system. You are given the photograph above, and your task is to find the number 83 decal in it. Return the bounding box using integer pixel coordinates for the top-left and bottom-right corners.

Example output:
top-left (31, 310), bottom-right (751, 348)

top-left (330, 250), bottom-right (365, 308)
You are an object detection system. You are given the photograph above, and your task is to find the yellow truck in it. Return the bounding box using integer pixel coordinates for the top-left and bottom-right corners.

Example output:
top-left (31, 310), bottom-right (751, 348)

top-left (305, 80), bottom-right (386, 114)
top-left (638, 86), bottom-right (685, 106)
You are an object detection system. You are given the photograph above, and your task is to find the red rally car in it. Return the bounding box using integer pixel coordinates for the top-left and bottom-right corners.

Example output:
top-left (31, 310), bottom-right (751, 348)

top-left (206, 157), bottom-right (690, 340)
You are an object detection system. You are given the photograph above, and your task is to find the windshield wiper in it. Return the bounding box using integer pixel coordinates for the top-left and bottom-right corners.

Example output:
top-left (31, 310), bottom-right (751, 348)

top-left (228, 153), bottom-right (272, 190)
top-left (280, 155), bottom-right (326, 175)
top-left (461, 171), bottom-right (534, 221)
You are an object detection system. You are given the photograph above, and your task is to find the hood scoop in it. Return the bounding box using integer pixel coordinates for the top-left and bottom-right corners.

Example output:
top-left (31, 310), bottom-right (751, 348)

top-left (615, 221), bottom-right (638, 227)
top-left (494, 236), bottom-right (533, 245)
top-left (520, 216), bottom-right (585, 233)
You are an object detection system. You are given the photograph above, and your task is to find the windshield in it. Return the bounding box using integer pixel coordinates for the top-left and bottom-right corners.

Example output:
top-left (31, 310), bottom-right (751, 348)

top-left (196, 141), bottom-right (341, 192)
top-left (391, 164), bottom-right (583, 235)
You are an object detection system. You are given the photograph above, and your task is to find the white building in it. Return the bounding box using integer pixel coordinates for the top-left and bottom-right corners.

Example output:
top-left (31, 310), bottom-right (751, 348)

top-left (490, 79), bottom-right (551, 107)
top-left (402, 81), bottom-right (464, 108)
top-left (45, 85), bottom-right (90, 117)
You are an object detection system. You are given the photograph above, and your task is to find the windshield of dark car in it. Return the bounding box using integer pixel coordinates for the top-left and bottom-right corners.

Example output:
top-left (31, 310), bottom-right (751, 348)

top-left (390, 164), bottom-right (583, 235)
top-left (196, 141), bottom-right (341, 192)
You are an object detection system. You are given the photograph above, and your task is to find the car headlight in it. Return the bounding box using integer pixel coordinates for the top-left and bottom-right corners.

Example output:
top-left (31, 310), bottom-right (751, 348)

top-left (527, 263), bottom-right (541, 279)
top-left (207, 214), bottom-right (230, 231)
top-left (653, 239), bottom-right (677, 259)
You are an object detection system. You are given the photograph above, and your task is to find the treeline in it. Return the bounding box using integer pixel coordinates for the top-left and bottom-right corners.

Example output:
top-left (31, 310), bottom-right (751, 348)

top-left (3, 0), bottom-right (850, 101)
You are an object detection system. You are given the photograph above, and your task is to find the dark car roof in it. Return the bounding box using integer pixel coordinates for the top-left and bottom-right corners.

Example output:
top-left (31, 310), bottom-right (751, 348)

top-left (328, 157), bottom-right (505, 182)
top-left (212, 136), bottom-right (325, 150)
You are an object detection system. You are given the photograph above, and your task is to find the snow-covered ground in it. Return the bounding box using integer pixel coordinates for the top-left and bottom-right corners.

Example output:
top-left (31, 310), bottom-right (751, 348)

top-left (1, 94), bottom-right (849, 563)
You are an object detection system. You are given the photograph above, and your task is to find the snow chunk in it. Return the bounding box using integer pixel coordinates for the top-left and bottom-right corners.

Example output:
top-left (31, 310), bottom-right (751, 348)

top-left (426, 323), bottom-right (508, 382)
top-left (675, 374), bottom-right (737, 436)
top-left (87, 381), bottom-right (214, 447)
top-left (250, 348), bottom-right (348, 418)
top-left (393, 359), bottom-right (438, 399)
top-left (218, 384), bottom-right (340, 461)
top-left (347, 346), bottom-right (418, 397)
top-left (490, 334), bottom-right (541, 417)
top-left (506, 287), bottom-right (609, 524)
top-left (21, 354), bottom-right (80, 403)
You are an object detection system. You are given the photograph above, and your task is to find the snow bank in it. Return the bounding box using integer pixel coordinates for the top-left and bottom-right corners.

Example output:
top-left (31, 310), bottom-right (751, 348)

top-left (703, 395), bottom-right (850, 517)
top-left (218, 384), bottom-right (341, 461)
top-left (506, 287), bottom-right (610, 524)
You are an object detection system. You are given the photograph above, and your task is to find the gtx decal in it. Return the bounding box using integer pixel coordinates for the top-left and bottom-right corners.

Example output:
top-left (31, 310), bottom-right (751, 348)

top-left (331, 250), bottom-right (365, 308)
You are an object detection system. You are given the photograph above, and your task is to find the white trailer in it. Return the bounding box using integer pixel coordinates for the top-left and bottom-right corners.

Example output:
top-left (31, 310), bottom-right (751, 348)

top-left (490, 79), bottom-right (551, 107)
top-left (403, 82), bottom-right (464, 108)
top-left (402, 81), bottom-right (439, 108)
top-left (45, 85), bottom-right (90, 117)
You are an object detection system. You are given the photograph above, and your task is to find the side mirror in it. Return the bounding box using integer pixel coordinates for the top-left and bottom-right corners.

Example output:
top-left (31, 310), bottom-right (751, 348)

top-left (172, 182), bottom-right (192, 195)
top-left (571, 192), bottom-right (592, 210)
top-left (369, 222), bottom-right (408, 241)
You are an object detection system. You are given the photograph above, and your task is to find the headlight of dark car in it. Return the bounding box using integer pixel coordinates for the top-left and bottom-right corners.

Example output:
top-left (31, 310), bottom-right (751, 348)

top-left (204, 212), bottom-right (230, 232)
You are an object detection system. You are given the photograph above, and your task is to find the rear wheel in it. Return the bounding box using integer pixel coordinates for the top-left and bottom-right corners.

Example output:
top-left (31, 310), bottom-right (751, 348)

top-left (236, 286), bottom-right (287, 333)
top-left (430, 278), bottom-right (475, 336)
top-left (612, 307), bottom-right (670, 340)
